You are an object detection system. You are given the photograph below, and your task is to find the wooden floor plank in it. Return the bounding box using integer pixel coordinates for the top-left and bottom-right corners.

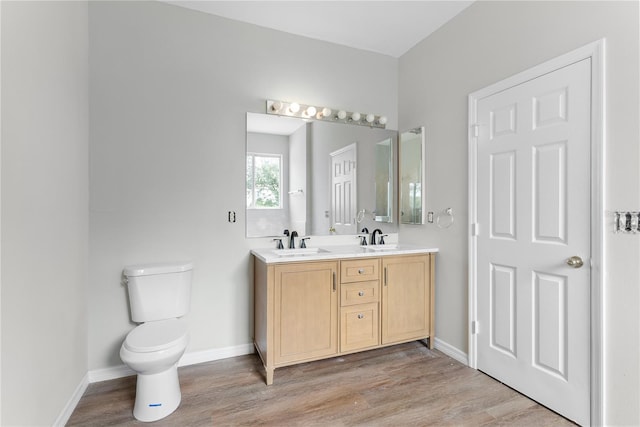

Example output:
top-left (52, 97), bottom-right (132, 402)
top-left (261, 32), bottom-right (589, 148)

top-left (68, 342), bottom-right (574, 426)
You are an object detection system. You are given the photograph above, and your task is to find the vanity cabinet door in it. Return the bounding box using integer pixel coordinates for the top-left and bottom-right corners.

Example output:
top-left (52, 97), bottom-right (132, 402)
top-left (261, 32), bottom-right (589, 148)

top-left (381, 254), bottom-right (432, 345)
top-left (274, 261), bottom-right (339, 365)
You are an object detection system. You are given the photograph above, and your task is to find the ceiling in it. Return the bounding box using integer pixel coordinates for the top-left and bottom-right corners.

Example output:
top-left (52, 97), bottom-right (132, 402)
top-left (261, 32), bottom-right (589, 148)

top-left (164, 1), bottom-right (474, 58)
top-left (246, 112), bottom-right (307, 135)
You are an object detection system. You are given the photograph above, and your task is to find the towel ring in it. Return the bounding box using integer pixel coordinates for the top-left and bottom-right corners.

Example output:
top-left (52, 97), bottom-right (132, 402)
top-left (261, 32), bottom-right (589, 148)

top-left (436, 208), bottom-right (454, 229)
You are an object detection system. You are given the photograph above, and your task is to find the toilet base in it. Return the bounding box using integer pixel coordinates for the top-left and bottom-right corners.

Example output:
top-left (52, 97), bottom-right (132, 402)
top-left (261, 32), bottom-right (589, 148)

top-left (133, 364), bottom-right (181, 422)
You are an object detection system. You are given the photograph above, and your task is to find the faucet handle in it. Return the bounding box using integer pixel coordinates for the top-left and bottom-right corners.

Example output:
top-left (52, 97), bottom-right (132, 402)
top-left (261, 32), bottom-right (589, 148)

top-left (356, 235), bottom-right (368, 246)
top-left (379, 234), bottom-right (388, 245)
top-left (300, 237), bottom-right (310, 248)
top-left (273, 238), bottom-right (284, 249)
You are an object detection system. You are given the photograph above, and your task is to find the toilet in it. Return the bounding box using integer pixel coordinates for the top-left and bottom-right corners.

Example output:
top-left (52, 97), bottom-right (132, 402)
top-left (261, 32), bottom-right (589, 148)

top-left (120, 261), bottom-right (193, 422)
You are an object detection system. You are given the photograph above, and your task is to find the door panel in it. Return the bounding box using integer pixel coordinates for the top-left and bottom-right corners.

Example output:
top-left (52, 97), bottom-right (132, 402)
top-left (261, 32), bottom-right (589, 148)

top-left (490, 263), bottom-right (517, 358)
top-left (330, 144), bottom-right (357, 234)
top-left (490, 151), bottom-right (516, 239)
top-left (532, 271), bottom-right (567, 379)
top-left (476, 59), bottom-right (591, 425)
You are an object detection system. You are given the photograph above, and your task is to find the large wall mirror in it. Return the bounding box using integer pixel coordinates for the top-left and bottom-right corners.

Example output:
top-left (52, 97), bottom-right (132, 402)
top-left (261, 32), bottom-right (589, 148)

top-left (400, 127), bottom-right (426, 225)
top-left (246, 113), bottom-right (397, 238)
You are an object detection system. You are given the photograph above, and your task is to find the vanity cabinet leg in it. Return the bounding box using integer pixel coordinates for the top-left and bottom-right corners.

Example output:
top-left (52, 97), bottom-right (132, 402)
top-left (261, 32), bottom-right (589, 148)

top-left (265, 366), bottom-right (274, 385)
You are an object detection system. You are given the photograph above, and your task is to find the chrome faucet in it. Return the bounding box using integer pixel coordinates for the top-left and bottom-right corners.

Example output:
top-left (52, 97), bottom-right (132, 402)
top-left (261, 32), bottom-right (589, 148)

top-left (371, 228), bottom-right (383, 245)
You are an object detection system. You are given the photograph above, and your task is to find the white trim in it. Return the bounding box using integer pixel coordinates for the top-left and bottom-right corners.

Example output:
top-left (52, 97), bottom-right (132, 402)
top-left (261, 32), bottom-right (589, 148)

top-left (434, 338), bottom-right (468, 366)
top-left (88, 364), bottom-right (136, 383)
top-left (53, 373), bottom-right (89, 427)
top-left (467, 39), bottom-right (605, 426)
top-left (0, 1), bottom-right (3, 421)
top-left (178, 343), bottom-right (255, 367)
top-left (87, 343), bottom-right (255, 383)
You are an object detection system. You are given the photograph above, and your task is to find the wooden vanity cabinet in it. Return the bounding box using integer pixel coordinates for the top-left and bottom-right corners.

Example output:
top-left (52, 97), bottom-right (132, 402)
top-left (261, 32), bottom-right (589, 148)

top-left (254, 252), bottom-right (435, 385)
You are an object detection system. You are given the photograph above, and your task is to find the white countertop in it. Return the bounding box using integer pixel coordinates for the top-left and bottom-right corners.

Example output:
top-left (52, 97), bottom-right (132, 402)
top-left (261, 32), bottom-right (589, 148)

top-left (251, 244), bottom-right (439, 264)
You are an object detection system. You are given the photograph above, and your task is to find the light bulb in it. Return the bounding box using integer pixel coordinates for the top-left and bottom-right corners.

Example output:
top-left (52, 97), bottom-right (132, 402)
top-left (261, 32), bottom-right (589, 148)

top-left (289, 102), bottom-right (300, 114)
top-left (306, 106), bottom-right (317, 117)
top-left (378, 116), bottom-right (388, 125)
top-left (271, 101), bottom-right (283, 112)
top-left (351, 112), bottom-right (361, 121)
top-left (321, 107), bottom-right (332, 117)
top-left (337, 110), bottom-right (347, 120)
top-left (366, 113), bottom-right (375, 123)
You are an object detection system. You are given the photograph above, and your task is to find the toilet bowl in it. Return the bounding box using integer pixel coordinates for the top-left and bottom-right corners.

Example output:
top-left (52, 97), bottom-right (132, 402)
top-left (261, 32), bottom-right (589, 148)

top-left (120, 319), bottom-right (189, 422)
top-left (120, 262), bottom-right (193, 422)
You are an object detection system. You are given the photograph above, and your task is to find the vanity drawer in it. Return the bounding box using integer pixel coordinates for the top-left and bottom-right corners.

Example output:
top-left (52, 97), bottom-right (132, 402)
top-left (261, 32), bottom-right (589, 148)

top-left (340, 303), bottom-right (380, 352)
top-left (340, 258), bottom-right (379, 283)
top-left (341, 281), bottom-right (379, 306)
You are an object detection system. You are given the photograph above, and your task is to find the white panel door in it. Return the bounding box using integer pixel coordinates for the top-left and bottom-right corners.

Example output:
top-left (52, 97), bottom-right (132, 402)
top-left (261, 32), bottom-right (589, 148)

top-left (330, 144), bottom-right (357, 234)
top-left (476, 59), bottom-right (591, 425)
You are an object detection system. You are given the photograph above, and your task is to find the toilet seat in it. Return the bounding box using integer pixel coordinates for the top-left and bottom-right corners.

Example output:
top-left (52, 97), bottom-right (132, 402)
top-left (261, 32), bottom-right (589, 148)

top-left (124, 319), bottom-right (188, 353)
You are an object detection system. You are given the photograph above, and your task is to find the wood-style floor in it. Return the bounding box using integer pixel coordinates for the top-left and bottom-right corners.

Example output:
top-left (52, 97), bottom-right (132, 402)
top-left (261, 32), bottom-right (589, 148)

top-left (68, 342), bottom-right (574, 426)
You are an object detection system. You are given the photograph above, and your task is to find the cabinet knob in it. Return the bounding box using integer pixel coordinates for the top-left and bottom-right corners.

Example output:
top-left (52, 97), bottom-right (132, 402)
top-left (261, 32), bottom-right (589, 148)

top-left (358, 291), bottom-right (365, 297)
top-left (358, 268), bottom-right (364, 274)
top-left (357, 314), bottom-right (364, 319)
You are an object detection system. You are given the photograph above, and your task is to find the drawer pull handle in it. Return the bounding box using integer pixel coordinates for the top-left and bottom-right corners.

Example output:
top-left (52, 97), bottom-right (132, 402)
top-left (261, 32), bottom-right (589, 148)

top-left (358, 268), bottom-right (365, 274)
top-left (357, 314), bottom-right (364, 319)
top-left (333, 272), bottom-right (336, 292)
top-left (358, 291), bottom-right (365, 297)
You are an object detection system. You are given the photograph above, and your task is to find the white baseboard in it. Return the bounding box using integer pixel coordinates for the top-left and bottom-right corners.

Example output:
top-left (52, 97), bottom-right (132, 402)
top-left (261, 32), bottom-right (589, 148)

top-left (54, 372), bottom-right (89, 427)
top-left (179, 342), bottom-right (254, 367)
top-left (434, 337), bottom-right (469, 366)
top-left (88, 364), bottom-right (136, 383)
top-left (88, 342), bottom-right (255, 383)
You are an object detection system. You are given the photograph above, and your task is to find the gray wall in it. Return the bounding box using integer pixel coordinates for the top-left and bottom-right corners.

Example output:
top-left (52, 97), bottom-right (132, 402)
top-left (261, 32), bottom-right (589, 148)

top-left (1, 1), bottom-right (89, 425)
top-left (398, 1), bottom-right (639, 424)
top-left (88, 0), bottom-right (397, 370)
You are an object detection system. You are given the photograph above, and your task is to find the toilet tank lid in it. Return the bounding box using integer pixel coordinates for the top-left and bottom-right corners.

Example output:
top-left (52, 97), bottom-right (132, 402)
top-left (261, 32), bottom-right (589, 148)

top-left (123, 261), bottom-right (193, 277)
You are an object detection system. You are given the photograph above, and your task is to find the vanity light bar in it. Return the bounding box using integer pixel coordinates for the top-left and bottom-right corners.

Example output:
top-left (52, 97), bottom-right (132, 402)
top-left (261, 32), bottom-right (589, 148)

top-left (266, 99), bottom-right (387, 129)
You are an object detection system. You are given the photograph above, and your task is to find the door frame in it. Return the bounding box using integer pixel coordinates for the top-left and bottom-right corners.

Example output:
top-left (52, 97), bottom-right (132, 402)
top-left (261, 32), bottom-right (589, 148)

top-left (468, 39), bottom-right (605, 425)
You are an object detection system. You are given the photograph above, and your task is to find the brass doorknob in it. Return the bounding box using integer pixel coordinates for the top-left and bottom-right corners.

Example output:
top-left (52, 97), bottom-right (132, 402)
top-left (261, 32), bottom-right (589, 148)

top-left (566, 256), bottom-right (584, 268)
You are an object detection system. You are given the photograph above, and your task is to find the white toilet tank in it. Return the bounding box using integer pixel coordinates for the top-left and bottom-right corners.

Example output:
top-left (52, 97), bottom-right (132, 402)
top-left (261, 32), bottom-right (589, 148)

top-left (123, 261), bottom-right (193, 323)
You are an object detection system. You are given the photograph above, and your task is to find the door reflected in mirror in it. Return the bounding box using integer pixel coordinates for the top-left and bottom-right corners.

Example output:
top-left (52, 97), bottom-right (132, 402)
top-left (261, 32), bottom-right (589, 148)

top-left (400, 127), bottom-right (425, 225)
top-left (246, 113), bottom-right (397, 238)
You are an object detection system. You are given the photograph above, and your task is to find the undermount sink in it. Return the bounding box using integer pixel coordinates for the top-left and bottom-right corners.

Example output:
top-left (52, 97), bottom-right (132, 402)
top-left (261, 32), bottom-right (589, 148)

top-left (364, 244), bottom-right (398, 251)
top-left (273, 248), bottom-right (328, 256)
